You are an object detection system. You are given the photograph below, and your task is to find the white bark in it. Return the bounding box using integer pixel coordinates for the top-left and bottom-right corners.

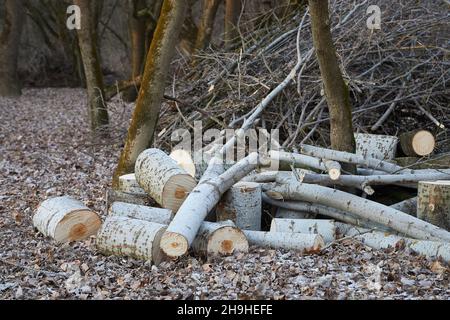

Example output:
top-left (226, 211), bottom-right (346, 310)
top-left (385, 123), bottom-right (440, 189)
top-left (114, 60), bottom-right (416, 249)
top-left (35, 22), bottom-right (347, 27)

top-left (336, 223), bottom-right (450, 263)
top-left (96, 216), bottom-right (166, 264)
top-left (109, 202), bottom-right (174, 225)
top-left (169, 149), bottom-right (196, 177)
top-left (276, 207), bottom-right (316, 219)
top-left (160, 153), bottom-right (262, 258)
top-left (117, 173), bottom-right (147, 195)
top-left (264, 182), bottom-right (450, 241)
top-left (390, 197), bottom-right (417, 216)
top-left (418, 181), bottom-right (450, 231)
top-left (135, 148), bottom-right (197, 212)
top-left (270, 219), bottom-right (337, 244)
top-left (106, 188), bottom-right (150, 207)
top-left (243, 230), bottom-right (325, 252)
top-left (33, 196), bottom-right (101, 243)
top-left (216, 181), bottom-right (262, 230)
top-left (192, 221), bottom-right (249, 257)
top-left (354, 133), bottom-right (399, 160)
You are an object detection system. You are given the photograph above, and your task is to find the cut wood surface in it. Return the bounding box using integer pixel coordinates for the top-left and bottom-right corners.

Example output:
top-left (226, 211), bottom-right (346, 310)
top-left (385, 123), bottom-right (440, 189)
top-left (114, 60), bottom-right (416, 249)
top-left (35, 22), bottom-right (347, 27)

top-left (418, 181), bottom-right (450, 231)
top-left (117, 173), bottom-right (147, 195)
top-left (192, 221), bottom-right (249, 257)
top-left (160, 153), bottom-right (261, 258)
top-left (169, 149), bottom-right (196, 178)
top-left (135, 148), bottom-right (197, 212)
top-left (324, 160), bottom-right (341, 180)
top-left (399, 130), bottom-right (435, 157)
top-left (336, 223), bottom-right (450, 263)
top-left (109, 202), bottom-right (173, 225)
top-left (243, 230), bottom-right (325, 252)
top-left (96, 216), bottom-right (166, 264)
top-left (354, 133), bottom-right (398, 160)
top-left (33, 196), bottom-right (101, 243)
top-left (216, 181), bottom-right (262, 230)
top-left (270, 219), bottom-right (337, 243)
top-left (263, 182), bottom-right (450, 242)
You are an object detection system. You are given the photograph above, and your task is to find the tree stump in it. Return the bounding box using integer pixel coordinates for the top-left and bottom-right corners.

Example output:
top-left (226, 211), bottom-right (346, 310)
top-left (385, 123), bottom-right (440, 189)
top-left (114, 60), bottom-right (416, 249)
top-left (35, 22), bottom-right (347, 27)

top-left (135, 149), bottom-right (197, 212)
top-left (399, 130), bottom-right (435, 156)
top-left (33, 196), bottom-right (101, 243)
top-left (109, 202), bottom-right (173, 225)
top-left (418, 181), bottom-right (450, 231)
top-left (355, 133), bottom-right (399, 160)
top-left (216, 181), bottom-right (262, 230)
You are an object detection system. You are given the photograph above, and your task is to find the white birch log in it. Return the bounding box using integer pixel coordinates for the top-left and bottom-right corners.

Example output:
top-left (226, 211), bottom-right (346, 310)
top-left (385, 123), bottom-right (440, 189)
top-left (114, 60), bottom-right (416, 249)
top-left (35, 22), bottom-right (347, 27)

top-left (243, 230), bottom-right (325, 252)
top-left (390, 197), bottom-right (417, 216)
top-left (169, 149), bottom-right (196, 178)
top-left (33, 196), bottom-right (102, 243)
top-left (354, 133), bottom-right (399, 160)
top-left (135, 148), bottom-right (197, 212)
top-left (263, 182), bottom-right (450, 242)
top-left (117, 173), bottom-right (147, 195)
top-left (96, 216), bottom-right (166, 264)
top-left (192, 221), bottom-right (249, 257)
top-left (324, 160), bottom-right (341, 180)
top-left (270, 219), bottom-right (337, 244)
top-left (275, 207), bottom-right (316, 219)
top-left (106, 189), bottom-right (150, 207)
top-left (418, 181), bottom-right (450, 231)
top-left (109, 202), bottom-right (174, 225)
top-left (160, 153), bottom-right (262, 258)
top-left (336, 223), bottom-right (450, 263)
top-left (399, 130), bottom-right (435, 157)
top-left (216, 181), bottom-right (262, 230)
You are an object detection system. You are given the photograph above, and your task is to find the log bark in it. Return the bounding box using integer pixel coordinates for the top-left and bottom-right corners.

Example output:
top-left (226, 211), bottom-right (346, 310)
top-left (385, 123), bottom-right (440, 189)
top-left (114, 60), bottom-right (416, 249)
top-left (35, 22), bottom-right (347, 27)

top-left (109, 202), bottom-right (173, 225)
top-left (276, 207), bottom-right (316, 219)
top-left (399, 130), bottom-right (435, 157)
top-left (33, 196), bottom-right (101, 243)
top-left (192, 221), bottom-right (249, 257)
top-left (74, 0), bottom-right (109, 132)
top-left (169, 149), bottom-right (196, 178)
top-left (118, 173), bottom-right (147, 195)
top-left (134, 149), bottom-right (197, 212)
top-left (390, 197), bottom-right (417, 216)
top-left (336, 223), bottom-right (450, 263)
top-left (96, 216), bottom-right (166, 264)
top-left (216, 181), bottom-right (262, 230)
top-left (270, 219), bottom-right (337, 243)
top-left (106, 188), bottom-right (150, 207)
top-left (112, 0), bottom-right (187, 186)
top-left (194, 0), bottom-right (221, 52)
top-left (418, 181), bottom-right (450, 231)
top-left (160, 153), bottom-right (262, 258)
top-left (354, 133), bottom-right (398, 160)
top-left (308, 0), bottom-right (356, 165)
top-left (243, 230), bottom-right (324, 253)
top-left (394, 154), bottom-right (450, 170)
top-left (264, 182), bottom-right (450, 241)
top-left (0, 0), bottom-right (24, 97)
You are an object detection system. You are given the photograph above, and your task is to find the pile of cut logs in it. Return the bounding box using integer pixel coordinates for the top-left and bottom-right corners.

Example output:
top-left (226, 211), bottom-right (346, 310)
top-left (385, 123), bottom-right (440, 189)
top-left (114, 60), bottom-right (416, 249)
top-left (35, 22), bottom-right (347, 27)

top-left (33, 130), bottom-right (450, 264)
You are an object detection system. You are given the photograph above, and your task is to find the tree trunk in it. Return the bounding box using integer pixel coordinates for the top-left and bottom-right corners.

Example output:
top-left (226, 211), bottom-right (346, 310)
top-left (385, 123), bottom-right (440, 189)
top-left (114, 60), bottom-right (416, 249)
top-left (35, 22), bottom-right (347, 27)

top-left (194, 0), bottom-right (221, 52)
top-left (243, 230), bottom-right (324, 252)
top-left (134, 149), bottom-right (197, 213)
top-left (112, 0), bottom-right (187, 187)
top-left (216, 181), bottom-right (262, 231)
top-left (418, 181), bottom-right (450, 231)
top-left (270, 219), bottom-right (337, 244)
top-left (109, 202), bottom-right (173, 225)
top-left (224, 0), bottom-right (242, 50)
top-left (354, 133), bottom-right (399, 160)
top-left (96, 216), bottom-right (166, 264)
top-left (308, 0), bottom-right (355, 169)
top-left (74, 0), bottom-right (109, 132)
top-left (0, 0), bottom-right (24, 96)
top-left (399, 130), bottom-right (435, 157)
top-left (33, 196), bottom-right (101, 243)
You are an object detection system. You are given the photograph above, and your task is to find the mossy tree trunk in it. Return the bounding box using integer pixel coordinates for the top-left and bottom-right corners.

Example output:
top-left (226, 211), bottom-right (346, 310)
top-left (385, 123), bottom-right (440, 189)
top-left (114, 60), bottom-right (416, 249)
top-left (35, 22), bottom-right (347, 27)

top-left (194, 0), bottom-right (221, 52)
top-left (74, 0), bottom-right (109, 132)
top-left (308, 0), bottom-right (355, 165)
top-left (224, 0), bottom-right (242, 50)
top-left (112, 0), bottom-right (187, 188)
top-left (0, 0), bottom-right (24, 97)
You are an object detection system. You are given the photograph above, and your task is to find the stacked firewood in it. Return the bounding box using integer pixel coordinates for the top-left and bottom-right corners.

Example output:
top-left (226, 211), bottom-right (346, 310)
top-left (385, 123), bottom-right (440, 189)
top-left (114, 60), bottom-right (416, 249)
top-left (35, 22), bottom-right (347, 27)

top-left (33, 129), bottom-right (450, 265)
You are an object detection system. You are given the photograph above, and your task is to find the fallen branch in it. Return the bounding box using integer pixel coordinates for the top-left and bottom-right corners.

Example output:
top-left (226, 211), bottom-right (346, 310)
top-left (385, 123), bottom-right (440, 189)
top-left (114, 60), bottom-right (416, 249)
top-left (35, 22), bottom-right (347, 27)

top-left (243, 230), bottom-right (324, 252)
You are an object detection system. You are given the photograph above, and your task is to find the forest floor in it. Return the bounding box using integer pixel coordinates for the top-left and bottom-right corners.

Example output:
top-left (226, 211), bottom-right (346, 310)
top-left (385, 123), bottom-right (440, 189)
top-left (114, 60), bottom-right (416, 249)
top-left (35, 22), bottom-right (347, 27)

top-left (0, 88), bottom-right (448, 300)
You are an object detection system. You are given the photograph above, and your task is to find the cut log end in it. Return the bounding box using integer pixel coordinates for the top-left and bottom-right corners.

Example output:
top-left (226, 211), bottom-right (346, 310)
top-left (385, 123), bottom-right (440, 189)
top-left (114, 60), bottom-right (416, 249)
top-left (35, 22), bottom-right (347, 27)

top-left (160, 231), bottom-right (189, 258)
top-left (208, 226), bottom-right (249, 255)
top-left (56, 210), bottom-right (101, 242)
top-left (328, 168), bottom-right (341, 180)
top-left (162, 174), bottom-right (197, 212)
top-left (400, 130), bottom-right (435, 156)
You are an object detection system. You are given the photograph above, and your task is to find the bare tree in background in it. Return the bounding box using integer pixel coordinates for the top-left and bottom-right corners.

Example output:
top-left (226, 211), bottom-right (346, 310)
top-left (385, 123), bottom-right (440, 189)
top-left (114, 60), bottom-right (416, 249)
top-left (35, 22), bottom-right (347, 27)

top-left (194, 0), bottom-right (221, 52)
top-left (74, 0), bottom-right (109, 132)
top-left (0, 0), bottom-right (24, 97)
top-left (309, 0), bottom-right (355, 162)
top-left (113, 0), bottom-right (187, 187)
top-left (224, 0), bottom-right (242, 50)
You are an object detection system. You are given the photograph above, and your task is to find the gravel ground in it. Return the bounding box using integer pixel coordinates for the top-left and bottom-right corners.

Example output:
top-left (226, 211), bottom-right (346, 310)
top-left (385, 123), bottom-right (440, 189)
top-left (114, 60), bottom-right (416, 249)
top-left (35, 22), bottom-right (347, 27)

top-left (0, 88), bottom-right (448, 300)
